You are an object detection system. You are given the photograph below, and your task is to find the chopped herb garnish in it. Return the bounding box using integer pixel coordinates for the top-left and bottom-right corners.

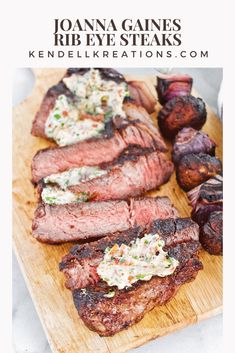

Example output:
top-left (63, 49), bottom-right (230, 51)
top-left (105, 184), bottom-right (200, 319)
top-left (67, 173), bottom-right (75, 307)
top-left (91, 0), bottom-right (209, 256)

top-left (136, 274), bottom-right (146, 280)
top-left (103, 290), bottom-right (115, 298)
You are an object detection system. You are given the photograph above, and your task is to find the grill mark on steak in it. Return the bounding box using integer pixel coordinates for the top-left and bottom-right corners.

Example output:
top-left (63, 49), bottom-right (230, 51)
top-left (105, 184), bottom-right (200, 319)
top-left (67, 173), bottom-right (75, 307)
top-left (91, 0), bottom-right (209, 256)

top-left (59, 218), bottom-right (199, 291)
top-left (32, 196), bottom-right (179, 244)
top-left (59, 217), bottom-right (202, 335)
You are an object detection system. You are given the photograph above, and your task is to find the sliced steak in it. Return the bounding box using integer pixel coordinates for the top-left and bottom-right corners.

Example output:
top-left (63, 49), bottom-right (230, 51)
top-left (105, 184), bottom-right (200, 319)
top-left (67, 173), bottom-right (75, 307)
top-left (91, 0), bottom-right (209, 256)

top-left (127, 80), bottom-right (157, 113)
top-left (200, 211), bottom-right (223, 255)
top-left (31, 118), bottom-right (167, 183)
top-left (59, 217), bottom-right (202, 336)
top-left (188, 175), bottom-right (223, 226)
top-left (60, 228), bottom-right (143, 291)
top-left (32, 196), bottom-right (179, 244)
top-left (68, 152), bottom-right (173, 201)
top-left (31, 82), bottom-right (74, 139)
top-left (172, 127), bottom-right (216, 164)
top-left (123, 101), bottom-right (160, 138)
top-left (158, 95), bottom-right (207, 139)
top-left (176, 153), bottom-right (222, 191)
top-left (129, 197), bottom-right (178, 228)
top-left (156, 74), bottom-right (193, 105)
top-left (72, 256), bottom-right (202, 336)
top-left (60, 217), bottom-right (199, 291)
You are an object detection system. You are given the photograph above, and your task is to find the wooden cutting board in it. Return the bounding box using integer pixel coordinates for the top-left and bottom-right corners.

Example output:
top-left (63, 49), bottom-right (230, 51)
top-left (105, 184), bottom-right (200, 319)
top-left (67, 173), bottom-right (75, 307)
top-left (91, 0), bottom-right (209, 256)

top-left (13, 69), bottom-right (223, 353)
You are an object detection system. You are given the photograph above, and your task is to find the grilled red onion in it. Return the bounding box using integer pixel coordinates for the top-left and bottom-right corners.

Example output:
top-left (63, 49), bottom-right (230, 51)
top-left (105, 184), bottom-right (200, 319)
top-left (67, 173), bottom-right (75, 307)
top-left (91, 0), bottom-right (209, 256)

top-left (157, 74), bottom-right (193, 105)
top-left (187, 175), bottom-right (223, 226)
top-left (172, 127), bottom-right (216, 164)
top-left (158, 95), bottom-right (207, 139)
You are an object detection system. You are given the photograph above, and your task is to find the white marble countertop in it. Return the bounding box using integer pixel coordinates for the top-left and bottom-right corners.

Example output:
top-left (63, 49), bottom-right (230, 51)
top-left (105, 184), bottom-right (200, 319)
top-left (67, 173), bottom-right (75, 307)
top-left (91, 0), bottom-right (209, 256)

top-left (13, 68), bottom-right (223, 353)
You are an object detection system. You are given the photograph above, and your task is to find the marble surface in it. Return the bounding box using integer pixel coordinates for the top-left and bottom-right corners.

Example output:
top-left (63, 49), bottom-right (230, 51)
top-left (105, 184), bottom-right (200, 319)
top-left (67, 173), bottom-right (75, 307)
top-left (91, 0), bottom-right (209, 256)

top-left (13, 68), bottom-right (223, 353)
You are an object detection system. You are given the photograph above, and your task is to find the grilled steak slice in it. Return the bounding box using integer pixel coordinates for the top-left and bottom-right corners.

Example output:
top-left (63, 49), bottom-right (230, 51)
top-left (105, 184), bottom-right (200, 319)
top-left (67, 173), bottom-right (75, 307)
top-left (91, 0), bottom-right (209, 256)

top-left (31, 82), bottom-right (75, 139)
top-left (176, 153), bottom-right (222, 191)
top-left (31, 117), bottom-right (167, 183)
top-left (60, 218), bottom-right (200, 290)
top-left (32, 196), bottom-right (179, 243)
top-left (60, 218), bottom-right (202, 336)
top-left (127, 80), bottom-right (156, 113)
top-left (200, 211), bottom-right (223, 255)
top-left (156, 74), bottom-right (193, 105)
top-left (122, 101), bottom-right (161, 138)
top-left (68, 152), bottom-right (173, 201)
top-left (158, 95), bottom-right (207, 139)
top-left (60, 228), bottom-right (143, 290)
top-left (72, 256), bottom-right (202, 336)
top-left (188, 175), bottom-right (223, 226)
top-left (172, 127), bottom-right (216, 164)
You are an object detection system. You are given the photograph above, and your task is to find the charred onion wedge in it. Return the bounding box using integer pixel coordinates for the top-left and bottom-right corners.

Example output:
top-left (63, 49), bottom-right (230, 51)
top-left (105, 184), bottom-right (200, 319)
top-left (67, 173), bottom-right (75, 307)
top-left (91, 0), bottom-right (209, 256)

top-left (156, 74), bottom-right (193, 105)
top-left (158, 95), bottom-right (207, 139)
top-left (176, 153), bottom-right (222, 191)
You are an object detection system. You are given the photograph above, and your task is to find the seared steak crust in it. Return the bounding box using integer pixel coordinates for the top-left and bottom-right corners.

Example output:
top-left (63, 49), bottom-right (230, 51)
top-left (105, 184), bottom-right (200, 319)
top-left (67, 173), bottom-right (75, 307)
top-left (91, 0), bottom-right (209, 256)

top-left (176, 153), bottom-right (222, 191)
top-left (65, 67), bottom-right (125, 84)
top-left (59, 217), bottom-right (202, 336)
top-left (72, 256), bottom-right (202, 336)
top-left (32, 197), bottom-right (179, 244)
top-left (158, 95), bottom-right (207, 139)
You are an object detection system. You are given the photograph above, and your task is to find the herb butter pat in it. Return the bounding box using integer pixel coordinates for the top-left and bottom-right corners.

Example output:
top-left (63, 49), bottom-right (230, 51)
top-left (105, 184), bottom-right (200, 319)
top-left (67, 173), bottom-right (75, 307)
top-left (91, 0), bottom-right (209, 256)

top-left (41, 186), bottom-right (87, 205)
top-left (44, 166), bottom-right (107, 190)
top-left (45, 69), bottom-right (129, 146)
top-left (42, 166), bottom-right (107, 205)
top-left (45, 94), bottom-right (105, 146)
top-left (97, 233), bottom-right (179, 290)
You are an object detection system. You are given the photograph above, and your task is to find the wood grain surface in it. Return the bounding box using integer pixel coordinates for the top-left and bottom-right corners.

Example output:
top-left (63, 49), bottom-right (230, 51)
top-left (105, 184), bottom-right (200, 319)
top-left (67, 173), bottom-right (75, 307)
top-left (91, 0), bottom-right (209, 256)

top-left (12, 69), bottom-right (223, 353)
